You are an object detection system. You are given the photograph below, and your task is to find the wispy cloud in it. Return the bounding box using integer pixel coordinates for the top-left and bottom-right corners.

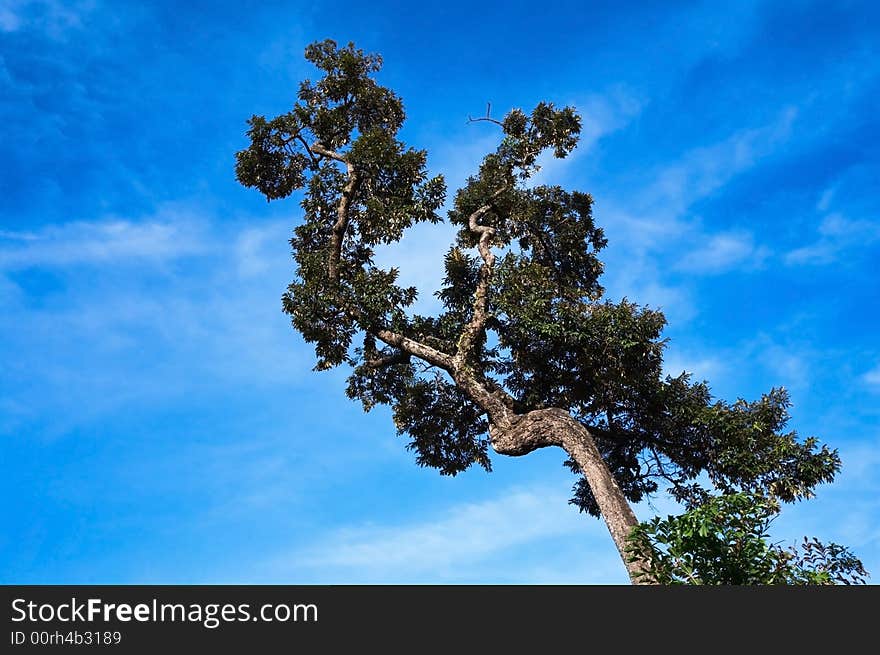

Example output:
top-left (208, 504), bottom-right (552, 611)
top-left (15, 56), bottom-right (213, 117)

top-left (529, 87), bottom-right (644, 187)
top-left (0, 208), bottom-right (208, 270)
top-left (639, 106), bottom-right (797, 220)
top-left (0, 6), bottom-right (23, 32)
top-left (235, 221), bottom-right (291, 278)
top-left (816, 186), bottom-right (835, 213)
top-left (614, 108), bottom-right (797, 242)
top-left (599, 108), bottom-right (796, 315)
top-left (277, 484), bottom-right (606, 583)
top-left (752, 337), bottom-right (808, 386)
top-left (0, 0), bottom-right (95, 37)
top-left (863, 364), bottom-right (880, 388)
top-left (676, 231), bottom-right (769, 274)
top-left (662, 351), bottom-right (724, 381)
top-left (785, 213), bottom-right (880, 266)
top-left (659, 327), bottom-right (822, 402)
top-left (0, 209), bottom-right (309, 438)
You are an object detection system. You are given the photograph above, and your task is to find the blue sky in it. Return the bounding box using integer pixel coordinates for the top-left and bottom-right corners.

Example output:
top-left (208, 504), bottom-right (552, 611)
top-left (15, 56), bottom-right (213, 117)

top-left (1, 0), bottom-right (877, 584)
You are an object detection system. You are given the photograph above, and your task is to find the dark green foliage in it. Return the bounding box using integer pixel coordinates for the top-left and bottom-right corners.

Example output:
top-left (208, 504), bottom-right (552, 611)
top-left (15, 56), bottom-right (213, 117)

top-left (392, 375), bottom-right (491, 476)
top-left (345, 338), bottom-right (490, 476)
top-left (299, 40), bottom-right (405, 147)
top-left (498, 103), bottom-right (581, 174)
top-left (237, 40), bottom-right (445, 371)
top-left (237, 41), bottom-right (856, 574)
top-left (236, 114), bottom-right (310, 200)
top-left (627, 492), bottom-right (868, 585)
top-left (566, 381), bottom-right (841, 516)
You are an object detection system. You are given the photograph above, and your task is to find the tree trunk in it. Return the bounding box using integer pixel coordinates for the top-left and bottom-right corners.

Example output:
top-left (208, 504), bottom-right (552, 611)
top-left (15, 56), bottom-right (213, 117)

top-left (489, 407), bottom-right (649, 584)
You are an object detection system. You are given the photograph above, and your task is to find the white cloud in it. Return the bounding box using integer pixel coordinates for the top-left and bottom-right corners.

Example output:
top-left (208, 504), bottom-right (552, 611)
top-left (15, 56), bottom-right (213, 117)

top-left (577, 88), bottom-right (645, 149)
top-left (598, 108), bottom-right (795, 313)
top-left (727, 332), bottom-right (812, 391)
top-left (0, 0), bottom-right (95, 37)
top-left (640, 107), bottom-right (797, 220)
top-left (662, 352), bottom-right (723, 381)
top-left (677, 231), bottom-right (769, 274)
top-left (835, 440), bottom-right (880, 491)
top-left (816, 186), bottom-right (835, 213)
top-left (0, 208), bottom-right (208, 270)
top-left (784, 243), bottom-right (832, 265)
top-left (863, 364), bottom-right (880, 388)
top-left (279, 484), bottom-right (611, 583)
top-left (659, 330), bottom-right (820, 400)
top-left (528, 87), bottom-right (644, 187)
top-left (606, 257), bottom-right (697, 323)
top-left (785, 213), bottom-right (880, 266)
top-left (235, 221), bottom-right (290, 278)
top-left (372, 220), bottom-right (459, 314)
top-left (759, 343), bottom-right (807, 385)
top-left (0, 229), bottom-right (38, 241)
top-left (630, 109), bottom-right (796, 232)
top-left (0, 208), bottom-right (311, 437)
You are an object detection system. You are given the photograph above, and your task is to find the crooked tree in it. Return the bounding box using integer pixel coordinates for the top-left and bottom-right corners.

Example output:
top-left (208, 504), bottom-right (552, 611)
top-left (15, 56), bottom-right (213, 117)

top-left (236, 40), bottom-right (845, 583)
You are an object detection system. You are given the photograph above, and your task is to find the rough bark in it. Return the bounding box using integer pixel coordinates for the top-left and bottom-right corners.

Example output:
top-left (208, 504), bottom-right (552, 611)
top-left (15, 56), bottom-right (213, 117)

top-left (490, 408), bottom-right (649, 584)
top-left (375, 328), bottom-right (454, 371)
top-left (454, 188), bottom-right (507, 369)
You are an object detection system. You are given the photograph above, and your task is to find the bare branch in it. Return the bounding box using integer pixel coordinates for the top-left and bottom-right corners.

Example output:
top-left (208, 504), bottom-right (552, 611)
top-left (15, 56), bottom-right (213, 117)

top-left (467, 101), bottom-right (503, 127)
top-left (467, 116), bottom-right (504, 127)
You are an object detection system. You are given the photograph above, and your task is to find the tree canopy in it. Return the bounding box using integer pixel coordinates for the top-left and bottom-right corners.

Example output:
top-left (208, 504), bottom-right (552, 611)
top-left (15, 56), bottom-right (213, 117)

top-left (235, 39), bottom-right (864, 584)
top-left (627, 492), bottom-right (868, 584)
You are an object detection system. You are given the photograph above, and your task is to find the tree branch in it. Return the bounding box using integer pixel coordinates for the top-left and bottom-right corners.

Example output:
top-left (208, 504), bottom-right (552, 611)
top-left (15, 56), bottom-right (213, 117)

top-left (296, 134), bottom-right (321, 168)
top-left (312, 141), bottom-right (459, 377)
top-left (365, 350), bottom-right (408, 369)
top-left (375, 328), bottom-right (455, 371)
top-left (311, 142), bottom-right (359, 286)
top-left (467, 102), bottom-right (503, 127)
top-left (315, 139), bottom-right (515, 428)
top-left (310, 141), bottom-right (349, 163)
top-left (467, 116), bottom-right (504, 127)
top-left (447, 185), bottom-right (522, 427)
top-left (455, 186), bottom-right (508, 367)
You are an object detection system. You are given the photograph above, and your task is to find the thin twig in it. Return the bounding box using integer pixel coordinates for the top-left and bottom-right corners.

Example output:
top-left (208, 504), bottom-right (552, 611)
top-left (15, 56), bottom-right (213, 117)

top-left (467, 101), bottom-right (503, 127)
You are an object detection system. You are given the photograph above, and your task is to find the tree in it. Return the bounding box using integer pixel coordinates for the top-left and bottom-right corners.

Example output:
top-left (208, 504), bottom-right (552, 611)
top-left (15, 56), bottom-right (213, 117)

top-left (627, 492), bottom-right (868, 584)
top-left (235, 40), bottom-right (853, 583)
